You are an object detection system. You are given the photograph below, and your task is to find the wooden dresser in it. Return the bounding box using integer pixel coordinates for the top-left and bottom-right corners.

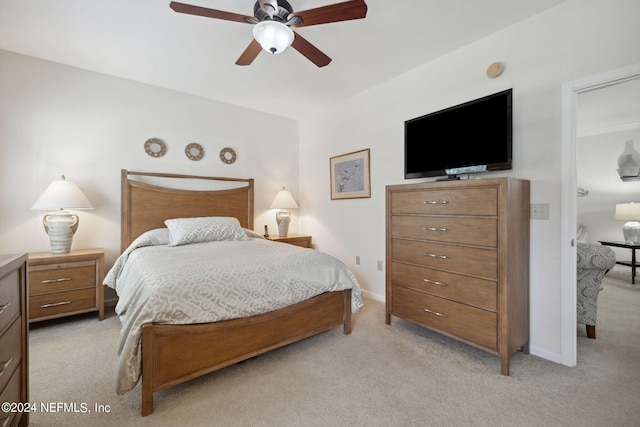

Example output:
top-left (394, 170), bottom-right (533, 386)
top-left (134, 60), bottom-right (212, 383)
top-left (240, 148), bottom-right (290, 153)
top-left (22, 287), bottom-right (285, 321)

top-left (385, 178), bottom-right (530, 375)
top-left (0, 253), bottom-right (29, 427)
top-left (28, 248), bottom-right (105, 323)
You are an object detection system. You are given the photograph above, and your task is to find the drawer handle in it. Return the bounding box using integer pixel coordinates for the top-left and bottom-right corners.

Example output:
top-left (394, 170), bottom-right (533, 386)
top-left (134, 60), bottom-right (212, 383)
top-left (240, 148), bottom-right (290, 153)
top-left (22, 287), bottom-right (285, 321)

top-left (0, 357), bottom-right (13, 377)
top-left (424, 227), bottom-right (448, 232)
top-left (41, 301), bottom-right (72, 308)
top-left (41, 277), bottom-right (72, 284)
top-left (423, 278), bottom-right (447, 286)
top-left (424, 307), bottom-right (447, 318)
top-left (0, 302), bottom-right (10, 316)
top-left (424, 253), bottom-right (448, 259)
top-left (423, 200), bottom-right (448, 204)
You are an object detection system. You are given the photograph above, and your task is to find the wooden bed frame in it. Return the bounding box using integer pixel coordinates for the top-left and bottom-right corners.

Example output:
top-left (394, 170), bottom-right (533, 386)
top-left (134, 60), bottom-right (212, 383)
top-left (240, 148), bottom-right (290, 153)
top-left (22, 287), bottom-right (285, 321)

top-left (120, 170), bottom-right (352, 416)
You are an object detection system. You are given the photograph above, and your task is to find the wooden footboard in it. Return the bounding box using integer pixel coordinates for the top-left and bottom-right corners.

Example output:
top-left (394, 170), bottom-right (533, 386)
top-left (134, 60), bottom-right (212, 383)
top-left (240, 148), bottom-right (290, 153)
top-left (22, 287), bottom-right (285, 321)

top-left (141, 289), bottom-right (352, 416)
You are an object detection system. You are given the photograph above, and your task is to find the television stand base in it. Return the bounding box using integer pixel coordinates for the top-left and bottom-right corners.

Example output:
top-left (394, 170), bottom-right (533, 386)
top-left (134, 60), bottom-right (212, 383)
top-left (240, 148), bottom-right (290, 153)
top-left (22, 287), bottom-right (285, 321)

top-left (437, 175), bottom-right (461, 181)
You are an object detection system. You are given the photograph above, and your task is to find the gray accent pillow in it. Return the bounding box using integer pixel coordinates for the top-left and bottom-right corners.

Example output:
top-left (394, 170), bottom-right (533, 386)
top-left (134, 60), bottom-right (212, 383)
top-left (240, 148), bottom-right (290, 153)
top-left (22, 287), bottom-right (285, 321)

top-left (165, 216), bottom-right (249, 246)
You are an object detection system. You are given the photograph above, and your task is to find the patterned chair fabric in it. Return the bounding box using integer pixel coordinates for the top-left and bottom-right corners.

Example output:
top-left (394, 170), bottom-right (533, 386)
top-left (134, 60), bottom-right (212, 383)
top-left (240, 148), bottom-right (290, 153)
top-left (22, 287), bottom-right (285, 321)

top-left (576, 243), bottom-right (616, 338)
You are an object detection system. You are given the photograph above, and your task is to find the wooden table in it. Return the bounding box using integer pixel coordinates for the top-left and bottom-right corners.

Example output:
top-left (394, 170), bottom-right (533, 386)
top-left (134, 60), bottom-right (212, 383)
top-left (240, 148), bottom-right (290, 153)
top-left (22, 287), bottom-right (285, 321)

top-left (599, 241), bottom-right (639, 284)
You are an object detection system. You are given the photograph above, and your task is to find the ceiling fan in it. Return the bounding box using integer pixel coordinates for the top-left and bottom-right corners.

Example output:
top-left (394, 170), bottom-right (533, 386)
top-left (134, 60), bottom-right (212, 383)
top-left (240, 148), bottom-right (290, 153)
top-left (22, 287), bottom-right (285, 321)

top-left (169, 0), bottom-right (368, 67)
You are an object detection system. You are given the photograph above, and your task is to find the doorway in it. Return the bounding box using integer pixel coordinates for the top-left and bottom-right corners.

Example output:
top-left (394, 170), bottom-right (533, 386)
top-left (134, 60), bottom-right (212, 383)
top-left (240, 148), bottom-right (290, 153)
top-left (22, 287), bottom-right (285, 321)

top-left (561, 63), bottom-right (640, 367)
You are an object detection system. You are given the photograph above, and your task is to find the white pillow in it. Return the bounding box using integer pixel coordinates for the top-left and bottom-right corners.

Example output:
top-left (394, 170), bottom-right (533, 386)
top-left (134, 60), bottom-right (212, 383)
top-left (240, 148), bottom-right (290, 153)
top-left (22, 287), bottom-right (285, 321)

top-left (243, 228), bottom-right (264, 239)
top-left (165, 216), bottom-right (249, 246)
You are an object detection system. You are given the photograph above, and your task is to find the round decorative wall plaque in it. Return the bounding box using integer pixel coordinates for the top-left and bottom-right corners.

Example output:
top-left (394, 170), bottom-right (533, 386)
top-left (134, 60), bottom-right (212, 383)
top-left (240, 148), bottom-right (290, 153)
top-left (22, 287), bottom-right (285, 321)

top-left (185, 143), bottom-right (204, 161)
top-left (219, 147), bottom-right (237, 164)
top-left (144, 138), bottom-right (167, 158)
top-left (486, 62), bottom-right (504, 79)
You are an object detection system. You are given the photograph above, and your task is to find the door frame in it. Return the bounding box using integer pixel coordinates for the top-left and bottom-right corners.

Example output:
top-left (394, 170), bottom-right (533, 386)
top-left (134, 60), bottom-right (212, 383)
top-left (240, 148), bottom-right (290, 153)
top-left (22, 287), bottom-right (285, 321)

top-left (560, 62), bottom-right (640, 367)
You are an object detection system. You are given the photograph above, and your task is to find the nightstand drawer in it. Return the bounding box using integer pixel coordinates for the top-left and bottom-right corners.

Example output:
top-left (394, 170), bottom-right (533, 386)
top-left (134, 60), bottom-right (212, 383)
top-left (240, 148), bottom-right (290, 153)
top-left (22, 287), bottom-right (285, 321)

top-left (29, 261), bottom-right (96, 294)
top-left (0, 270), bottom-right (20, 334)
top-left (29, 288), bottom-right (96, 320)
top-left (266, 234), bottom-right (312, 248)
top-left (281, 237), bottom-right (311, 248)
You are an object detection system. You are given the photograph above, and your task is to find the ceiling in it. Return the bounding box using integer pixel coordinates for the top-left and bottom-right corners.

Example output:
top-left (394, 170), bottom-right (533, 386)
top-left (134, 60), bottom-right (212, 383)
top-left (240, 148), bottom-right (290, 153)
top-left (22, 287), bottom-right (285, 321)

top-left (0, 0), bottom-right (565, 119)
top-left (577, 77), bottom-right (640, 137)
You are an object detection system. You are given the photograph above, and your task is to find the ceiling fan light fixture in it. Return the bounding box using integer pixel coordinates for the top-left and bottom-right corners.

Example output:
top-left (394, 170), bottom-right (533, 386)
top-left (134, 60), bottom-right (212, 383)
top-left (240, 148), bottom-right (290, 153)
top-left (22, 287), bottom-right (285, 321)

top-left (252, 21), bottom-right (294, 54)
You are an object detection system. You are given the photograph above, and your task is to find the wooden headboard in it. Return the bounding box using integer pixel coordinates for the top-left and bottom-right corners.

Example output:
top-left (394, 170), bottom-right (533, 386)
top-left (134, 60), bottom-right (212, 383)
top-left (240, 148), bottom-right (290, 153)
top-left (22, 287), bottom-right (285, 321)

top-left (121, 170), bottom-right (254, 252)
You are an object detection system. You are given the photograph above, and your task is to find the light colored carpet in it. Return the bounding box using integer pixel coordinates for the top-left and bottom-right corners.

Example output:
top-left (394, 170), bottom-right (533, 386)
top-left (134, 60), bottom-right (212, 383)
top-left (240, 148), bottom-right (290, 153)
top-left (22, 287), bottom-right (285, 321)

top-left (27, 269), bottom-right (640, 426)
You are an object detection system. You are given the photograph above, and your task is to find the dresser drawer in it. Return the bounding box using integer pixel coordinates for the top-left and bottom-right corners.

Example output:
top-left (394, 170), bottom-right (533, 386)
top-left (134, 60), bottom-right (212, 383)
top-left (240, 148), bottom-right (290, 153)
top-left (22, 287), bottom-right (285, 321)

top-left (391, 188), bottom-right (497, 216)
top-left (29, 261), bottom-right (96, 294)
top-left (392, 239), bottom-right (497, 279)
top-left (392, 286), bottom-right (497, 350)
top-left (0, 364), bottom-right (21, 427)
top-left (392, 262), bottom-right (497, 311)
top-left (391, 216), bottom-right (497, 247)
top-left (0, 270), bottom-right (20, 334)
top-left (29, 288), bottom-right (95, 320)
top-left (0, 318), bottom-right (22, 394)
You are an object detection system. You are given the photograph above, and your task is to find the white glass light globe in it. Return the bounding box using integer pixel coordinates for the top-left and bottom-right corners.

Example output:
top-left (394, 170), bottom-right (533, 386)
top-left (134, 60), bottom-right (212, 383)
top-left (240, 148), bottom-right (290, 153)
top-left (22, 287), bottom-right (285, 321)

top-left (252, 21), bottom-right (294, 55)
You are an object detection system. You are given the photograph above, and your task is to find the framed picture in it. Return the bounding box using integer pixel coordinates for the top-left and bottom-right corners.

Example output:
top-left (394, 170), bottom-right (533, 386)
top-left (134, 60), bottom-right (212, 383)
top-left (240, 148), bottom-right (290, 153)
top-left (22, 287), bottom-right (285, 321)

top-left (330, 148), bottom-right (371, 200)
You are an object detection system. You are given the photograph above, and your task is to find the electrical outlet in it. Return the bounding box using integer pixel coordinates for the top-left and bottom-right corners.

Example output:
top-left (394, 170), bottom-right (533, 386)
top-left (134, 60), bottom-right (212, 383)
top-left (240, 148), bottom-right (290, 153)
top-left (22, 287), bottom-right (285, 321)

top-left (530, 203), bottom-right (550, 219)
top-left (377, 260), bottom-right (383, 271)
top-left (356, 256), bottom-right (360, 265)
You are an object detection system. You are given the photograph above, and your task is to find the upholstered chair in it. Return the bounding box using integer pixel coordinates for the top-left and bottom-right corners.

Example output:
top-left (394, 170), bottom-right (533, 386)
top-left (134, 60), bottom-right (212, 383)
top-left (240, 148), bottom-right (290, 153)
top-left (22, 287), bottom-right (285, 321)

top-left (576, 243), bottom-right (616, 339)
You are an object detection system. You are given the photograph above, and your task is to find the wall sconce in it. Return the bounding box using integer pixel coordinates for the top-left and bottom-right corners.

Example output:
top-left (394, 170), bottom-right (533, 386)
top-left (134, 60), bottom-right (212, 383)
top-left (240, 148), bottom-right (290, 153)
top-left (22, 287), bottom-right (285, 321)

top-left (270, 187), bottom-right (298, 237)
top-left (31, 175), bottom-right (93, 253)
top-left (615, 202), bottom-right (640, 244)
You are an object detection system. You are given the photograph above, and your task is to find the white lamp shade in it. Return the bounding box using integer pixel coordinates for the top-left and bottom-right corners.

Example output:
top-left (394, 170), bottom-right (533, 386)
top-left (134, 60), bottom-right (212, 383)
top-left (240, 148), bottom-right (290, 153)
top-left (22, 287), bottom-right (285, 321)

top-left (270, 189), bottom-right (298, 209)
top-left (252, 21), bottom-right (294, 54)
top-left (615, 203), bottom-right (640, 221)
top-left (31, 176), bottom-right (93, 210)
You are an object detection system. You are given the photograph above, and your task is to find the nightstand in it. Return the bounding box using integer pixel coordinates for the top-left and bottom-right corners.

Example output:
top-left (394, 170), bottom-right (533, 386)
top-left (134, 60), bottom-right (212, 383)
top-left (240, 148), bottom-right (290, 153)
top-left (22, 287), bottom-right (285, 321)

top-left (266, 234), bottom-right (312, 248)
top-left (27, 248), bottom-right (105, 323)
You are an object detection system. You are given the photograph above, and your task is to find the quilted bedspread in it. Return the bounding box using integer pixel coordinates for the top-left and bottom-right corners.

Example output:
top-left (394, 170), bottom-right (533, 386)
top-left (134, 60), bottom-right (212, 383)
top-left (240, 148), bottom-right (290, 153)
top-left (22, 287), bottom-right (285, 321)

top-left (104, 229), bottom-right (363, 394)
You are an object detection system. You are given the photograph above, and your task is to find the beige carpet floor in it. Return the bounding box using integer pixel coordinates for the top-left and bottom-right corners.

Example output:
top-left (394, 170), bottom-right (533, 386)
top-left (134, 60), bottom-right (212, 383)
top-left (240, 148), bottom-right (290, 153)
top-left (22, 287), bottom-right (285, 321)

top-left (27, 268), bottom-right (640, 426)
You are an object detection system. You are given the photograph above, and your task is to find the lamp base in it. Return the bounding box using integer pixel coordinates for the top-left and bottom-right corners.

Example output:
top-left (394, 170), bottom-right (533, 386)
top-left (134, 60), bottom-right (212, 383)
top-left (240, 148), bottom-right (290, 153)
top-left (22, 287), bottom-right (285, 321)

top-left (275, 210), bottom-right (291, 237)
top-left (43, 210), bottom-right (79, 253)
top-left (622, 220), bottom-right (640, 244)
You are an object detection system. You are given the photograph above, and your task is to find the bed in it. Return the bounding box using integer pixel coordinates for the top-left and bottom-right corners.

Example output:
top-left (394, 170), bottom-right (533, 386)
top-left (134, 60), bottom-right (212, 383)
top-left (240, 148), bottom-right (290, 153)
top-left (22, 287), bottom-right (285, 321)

top-left (105, 170), bottom-right (363, 416)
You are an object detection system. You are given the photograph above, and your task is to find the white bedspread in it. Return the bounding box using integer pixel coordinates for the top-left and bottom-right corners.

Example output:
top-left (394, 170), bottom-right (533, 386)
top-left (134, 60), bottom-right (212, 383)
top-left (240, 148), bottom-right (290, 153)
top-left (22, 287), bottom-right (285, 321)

top-left (104, 229), bottom-right (363, 394)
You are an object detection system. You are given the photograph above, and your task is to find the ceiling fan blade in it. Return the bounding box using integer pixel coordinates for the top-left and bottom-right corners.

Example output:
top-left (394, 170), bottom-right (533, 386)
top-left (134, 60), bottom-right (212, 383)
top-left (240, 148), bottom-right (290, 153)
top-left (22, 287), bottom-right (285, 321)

top-left (235, 39), bottom-right (262, 66)
top-left (291, 32), bottom-right (332, 68)
top-left (169, 1), bottom-right (254, 24)
top-left (291, 0), bottom-right (367, 28)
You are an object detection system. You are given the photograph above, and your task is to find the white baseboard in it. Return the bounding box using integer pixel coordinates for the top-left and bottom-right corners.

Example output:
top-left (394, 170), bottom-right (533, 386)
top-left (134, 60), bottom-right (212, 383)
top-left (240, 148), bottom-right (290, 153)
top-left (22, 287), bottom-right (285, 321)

top-left (529, 345), bottom-right (565, 366)
top-left (362, 289), bottom-right (384, 303)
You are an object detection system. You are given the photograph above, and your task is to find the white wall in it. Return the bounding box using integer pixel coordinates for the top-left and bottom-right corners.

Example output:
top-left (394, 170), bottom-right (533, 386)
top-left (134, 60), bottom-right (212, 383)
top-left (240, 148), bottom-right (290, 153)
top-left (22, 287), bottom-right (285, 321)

top-left (0, 50), bottom-right (300, 302)
top-left (298, 0), bottom-right (640, 364)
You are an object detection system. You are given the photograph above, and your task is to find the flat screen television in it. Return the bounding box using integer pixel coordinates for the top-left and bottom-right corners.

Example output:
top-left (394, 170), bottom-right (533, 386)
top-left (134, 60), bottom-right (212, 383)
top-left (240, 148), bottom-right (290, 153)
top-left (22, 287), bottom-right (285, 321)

top-left (404, 88), bottom-right (512, 180)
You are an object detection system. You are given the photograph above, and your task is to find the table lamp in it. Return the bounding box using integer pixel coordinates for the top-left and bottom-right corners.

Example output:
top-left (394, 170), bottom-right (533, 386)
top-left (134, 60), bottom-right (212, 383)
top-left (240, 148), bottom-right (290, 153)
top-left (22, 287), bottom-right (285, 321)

top-left (31, 175), bottom-right (94, 253)
top-left (615, 202), bottom-right (640, 244)
top-left (270, 187), bottom-right (298, 237)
